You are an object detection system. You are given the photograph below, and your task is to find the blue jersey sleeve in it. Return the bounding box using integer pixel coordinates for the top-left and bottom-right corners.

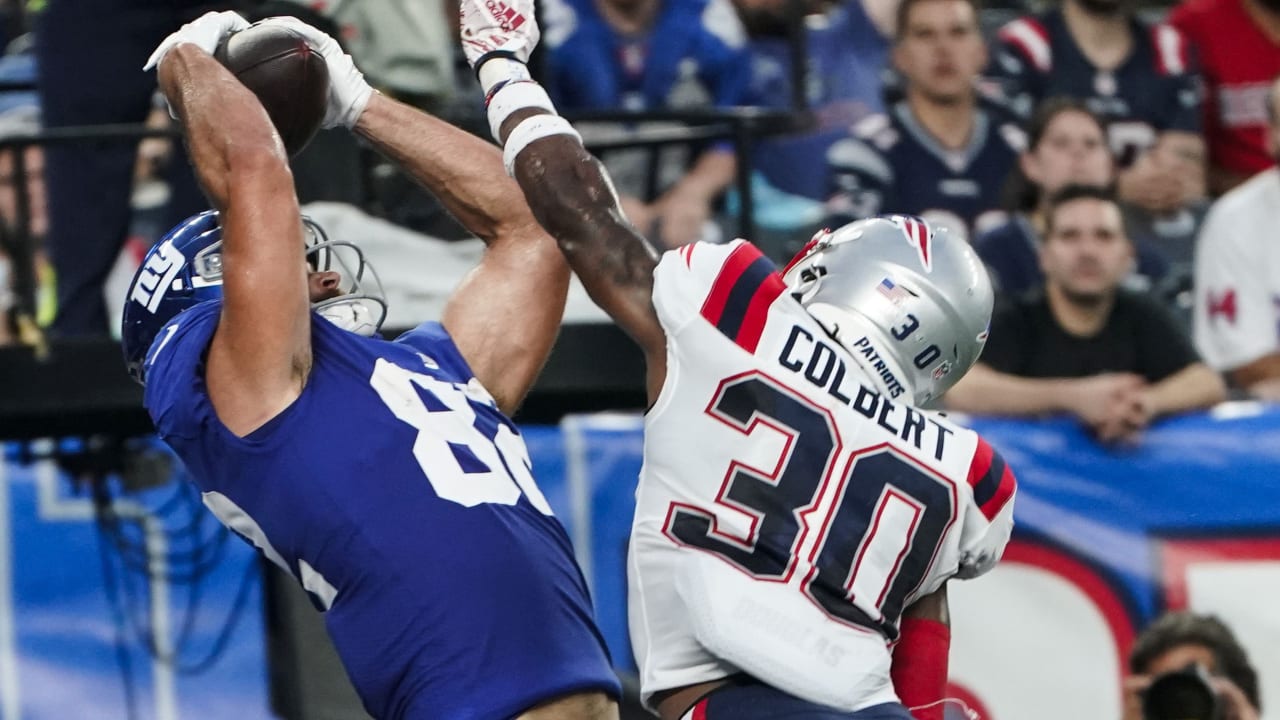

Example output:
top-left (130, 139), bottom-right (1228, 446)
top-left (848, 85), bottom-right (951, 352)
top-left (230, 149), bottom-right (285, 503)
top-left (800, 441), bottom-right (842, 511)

top-left (142, 300), bottom-right (224, 442)
top-left (391, 322), bottom-right (478, 385)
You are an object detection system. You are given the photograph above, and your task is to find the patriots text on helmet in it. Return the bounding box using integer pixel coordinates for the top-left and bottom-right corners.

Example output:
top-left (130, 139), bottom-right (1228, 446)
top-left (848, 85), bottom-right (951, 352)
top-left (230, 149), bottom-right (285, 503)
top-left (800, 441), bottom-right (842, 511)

top-left (778, 324), bottom-right (953, 461)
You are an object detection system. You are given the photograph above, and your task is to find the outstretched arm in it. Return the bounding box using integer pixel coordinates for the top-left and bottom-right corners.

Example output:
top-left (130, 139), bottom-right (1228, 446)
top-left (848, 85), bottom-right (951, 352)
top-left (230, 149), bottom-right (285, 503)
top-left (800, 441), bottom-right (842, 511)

top-left (256, 15), bottom-right (574, 414)
top-left (460, 0), bottom-right (669, 403)
top-left (499, 107), bottom-right (668, 403)
top-left (156, 35), bottom-right (310, 436)
top-left (353, 93), bottom-right (569, 415)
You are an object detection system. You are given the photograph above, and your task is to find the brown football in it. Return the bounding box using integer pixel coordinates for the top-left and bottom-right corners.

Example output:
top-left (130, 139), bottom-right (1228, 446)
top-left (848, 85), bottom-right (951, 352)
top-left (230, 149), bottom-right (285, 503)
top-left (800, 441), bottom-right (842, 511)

top-left (214, 23), bottom-right (329, 156)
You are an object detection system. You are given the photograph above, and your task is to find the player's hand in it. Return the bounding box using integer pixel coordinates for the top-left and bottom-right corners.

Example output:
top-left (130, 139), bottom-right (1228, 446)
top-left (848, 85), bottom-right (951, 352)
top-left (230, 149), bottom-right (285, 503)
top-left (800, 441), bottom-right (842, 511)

top-left (654, 193), bottom-right (712, 249)
top-left (251, 16), bottom-right (373, 129)
top-left (459, 0), bottom-right (540, 71)
top-left (144, 10), bottom-right (250, 71)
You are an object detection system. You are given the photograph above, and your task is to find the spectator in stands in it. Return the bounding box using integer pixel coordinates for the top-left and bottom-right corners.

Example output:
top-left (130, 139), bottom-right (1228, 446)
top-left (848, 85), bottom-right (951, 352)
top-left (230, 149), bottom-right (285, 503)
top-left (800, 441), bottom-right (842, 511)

top-left (1170, 0), bottom-right (1280, 196)
top-left (744, 0), bottom-right (897, 202)
top-left (34, 0), bottom-right (215, 337)
top-left (541, 0), bottom-right (752, 247)
top-left (945, 185), bottom-right (1224, 443)
top-left (1123, 612), bottom-right (1260, 720)
top-left (1193, 74), bottom-right (1280, 401)
top-left (0, 102), bottom-right (46, 346)
top-left (974, 97), bottom-right (1168, 297)
top-left (988, 0), bottom-right (1206, 221)
top-left (825, 0), bottom-right (1022, 242)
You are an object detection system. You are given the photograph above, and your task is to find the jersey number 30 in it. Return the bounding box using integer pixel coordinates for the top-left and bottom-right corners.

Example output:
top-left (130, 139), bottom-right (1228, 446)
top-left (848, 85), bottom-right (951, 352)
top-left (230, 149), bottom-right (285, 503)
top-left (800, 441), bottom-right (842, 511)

top-left (666, 374), bottom-right (955, 638)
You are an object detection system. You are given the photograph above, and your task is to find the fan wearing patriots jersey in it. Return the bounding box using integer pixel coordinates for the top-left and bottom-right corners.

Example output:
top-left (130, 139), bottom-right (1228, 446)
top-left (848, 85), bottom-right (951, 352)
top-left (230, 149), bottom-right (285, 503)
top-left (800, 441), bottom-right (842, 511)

top-left (462, 2), bottom-right (1017, 718)
top-left (988, 0), bottom-right (1206, 216)
top-left (826, 0), bottom-right (1023, 242)
top-left (125, 15), bottom-right (620, 720)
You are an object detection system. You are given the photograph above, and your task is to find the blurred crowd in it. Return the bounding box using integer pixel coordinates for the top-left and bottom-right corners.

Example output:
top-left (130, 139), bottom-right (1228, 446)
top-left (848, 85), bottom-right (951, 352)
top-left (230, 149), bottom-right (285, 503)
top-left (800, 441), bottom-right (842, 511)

top-left (0, 0), bottom-right (1276, 420)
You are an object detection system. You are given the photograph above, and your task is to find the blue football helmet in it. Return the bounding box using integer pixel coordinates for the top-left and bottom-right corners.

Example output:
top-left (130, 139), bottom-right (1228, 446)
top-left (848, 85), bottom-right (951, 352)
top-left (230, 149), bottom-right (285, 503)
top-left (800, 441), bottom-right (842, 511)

top-left (122, 210), bottom-right (387, 384)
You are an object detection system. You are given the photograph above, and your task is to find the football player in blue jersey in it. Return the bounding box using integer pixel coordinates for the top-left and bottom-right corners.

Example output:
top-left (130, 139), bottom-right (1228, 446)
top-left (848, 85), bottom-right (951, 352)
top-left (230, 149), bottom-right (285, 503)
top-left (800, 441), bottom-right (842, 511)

top-left (988, 0), bottom-right (1205, 216)
top-left (123, 12), bottom-right (620, 720)
top-left (825, 0), bottom-right (1023, 242)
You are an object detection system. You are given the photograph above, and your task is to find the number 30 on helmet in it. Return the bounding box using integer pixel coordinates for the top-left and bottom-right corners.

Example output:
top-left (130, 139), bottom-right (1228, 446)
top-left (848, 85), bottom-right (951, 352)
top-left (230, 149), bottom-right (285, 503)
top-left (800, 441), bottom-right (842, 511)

top-left (781, 215), bottom-right (994, 406)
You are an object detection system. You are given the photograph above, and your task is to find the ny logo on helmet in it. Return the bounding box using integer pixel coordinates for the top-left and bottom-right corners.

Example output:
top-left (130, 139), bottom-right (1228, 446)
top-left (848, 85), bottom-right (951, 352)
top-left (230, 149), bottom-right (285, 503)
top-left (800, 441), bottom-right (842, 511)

top-left (129, 239), bottom-right (185, 314)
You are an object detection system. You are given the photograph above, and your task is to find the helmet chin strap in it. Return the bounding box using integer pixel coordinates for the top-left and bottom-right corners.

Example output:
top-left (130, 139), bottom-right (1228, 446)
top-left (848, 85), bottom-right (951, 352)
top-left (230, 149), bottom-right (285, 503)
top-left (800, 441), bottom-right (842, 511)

top-left (315, 297), bottom-right (382, 337)
top-left (807, 303), bottom-right (919, 404)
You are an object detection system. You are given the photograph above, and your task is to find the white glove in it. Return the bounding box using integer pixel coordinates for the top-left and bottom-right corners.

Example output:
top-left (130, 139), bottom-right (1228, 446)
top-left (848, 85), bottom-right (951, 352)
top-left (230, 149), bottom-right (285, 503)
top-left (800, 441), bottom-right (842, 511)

top-left (250, 16), bottom-right (374, 129)
top-left (459, 0), bottom-right (540, 71)
top-left (144, 10), bottom-right (250, 71)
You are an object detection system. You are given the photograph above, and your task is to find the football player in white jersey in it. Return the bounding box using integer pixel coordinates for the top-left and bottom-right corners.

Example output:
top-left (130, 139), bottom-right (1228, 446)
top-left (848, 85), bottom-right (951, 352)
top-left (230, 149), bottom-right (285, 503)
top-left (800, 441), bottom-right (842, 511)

top-left (460, 2), bottom-right (1017, 719)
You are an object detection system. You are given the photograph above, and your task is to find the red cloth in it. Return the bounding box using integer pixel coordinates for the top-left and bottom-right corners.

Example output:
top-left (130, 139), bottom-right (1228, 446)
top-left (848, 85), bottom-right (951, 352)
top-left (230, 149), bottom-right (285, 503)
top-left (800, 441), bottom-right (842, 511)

top-left (1169, 0), bottom-right (1280, 178)
top-left (891, 617), bottom-right (950, 720)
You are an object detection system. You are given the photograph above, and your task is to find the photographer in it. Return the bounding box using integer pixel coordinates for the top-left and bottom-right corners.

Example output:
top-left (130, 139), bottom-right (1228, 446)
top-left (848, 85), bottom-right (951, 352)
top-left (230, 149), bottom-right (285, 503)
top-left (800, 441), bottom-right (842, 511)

top-left (1124, 612), bottom-right (1261, 720)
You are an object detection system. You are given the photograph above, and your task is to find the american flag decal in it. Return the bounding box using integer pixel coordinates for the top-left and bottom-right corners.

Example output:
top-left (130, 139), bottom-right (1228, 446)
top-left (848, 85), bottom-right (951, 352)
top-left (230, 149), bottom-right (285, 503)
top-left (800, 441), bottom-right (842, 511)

top-left (877, 277), bottom-right (911, 305)
top-left (891, 215), bottom-right (933, 271)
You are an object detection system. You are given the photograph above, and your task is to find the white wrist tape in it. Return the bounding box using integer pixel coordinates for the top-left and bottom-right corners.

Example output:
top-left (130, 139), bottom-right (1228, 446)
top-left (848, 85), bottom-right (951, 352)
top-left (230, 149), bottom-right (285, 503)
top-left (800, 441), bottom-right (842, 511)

top-left (477, 57), bottom-right (531, 96)
top-left (502, 114), bottom-right (583, 176)
top-left (486, 81), bottom-right (557, 142)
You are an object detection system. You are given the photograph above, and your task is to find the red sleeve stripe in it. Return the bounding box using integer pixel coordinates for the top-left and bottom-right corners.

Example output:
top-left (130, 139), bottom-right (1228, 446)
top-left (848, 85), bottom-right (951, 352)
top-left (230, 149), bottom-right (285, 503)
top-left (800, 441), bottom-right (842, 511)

top-left (700, 243), bottom-right (787, 353)
top-left (680, 243), bottom-right (696, 267)
top-left (701, 242), bottom-right (764, 327)
top-left (735, 271), bottom-right (788, 353)
top-left (967, 438), bottom-right (1016, 521)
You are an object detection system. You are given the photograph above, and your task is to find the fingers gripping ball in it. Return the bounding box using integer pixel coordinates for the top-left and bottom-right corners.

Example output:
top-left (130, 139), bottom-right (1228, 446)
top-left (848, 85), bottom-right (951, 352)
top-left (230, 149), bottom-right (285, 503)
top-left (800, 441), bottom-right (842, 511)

top-left (215, 22), bottom-right (329, 156)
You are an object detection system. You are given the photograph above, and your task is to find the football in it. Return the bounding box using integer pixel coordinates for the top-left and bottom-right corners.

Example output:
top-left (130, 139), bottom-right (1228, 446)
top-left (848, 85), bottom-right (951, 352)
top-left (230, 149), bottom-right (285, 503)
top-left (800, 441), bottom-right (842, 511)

top-left (214, 23), bottom-right (329, 156)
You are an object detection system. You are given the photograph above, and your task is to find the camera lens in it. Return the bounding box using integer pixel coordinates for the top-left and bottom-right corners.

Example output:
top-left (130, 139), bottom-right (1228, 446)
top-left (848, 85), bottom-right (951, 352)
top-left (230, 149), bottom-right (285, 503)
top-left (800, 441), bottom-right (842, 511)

top-left (1142, 665), bottom-right (1218, 720)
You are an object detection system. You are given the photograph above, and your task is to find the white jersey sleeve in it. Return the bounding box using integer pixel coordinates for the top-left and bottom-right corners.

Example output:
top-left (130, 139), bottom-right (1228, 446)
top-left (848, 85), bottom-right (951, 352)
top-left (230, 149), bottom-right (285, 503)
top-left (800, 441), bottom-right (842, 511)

top-left (953, 434), bottom-right (1017, 579)
top-left (651, 239), bottom-right (782, 337)
top-left (1193, 181), bottom-right (1280, 371)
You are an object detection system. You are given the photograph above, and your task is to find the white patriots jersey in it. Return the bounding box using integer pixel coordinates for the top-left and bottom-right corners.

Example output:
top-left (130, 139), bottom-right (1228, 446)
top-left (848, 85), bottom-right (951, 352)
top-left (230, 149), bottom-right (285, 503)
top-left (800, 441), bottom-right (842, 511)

top-left (629, 239), bottom-right (1016, 710)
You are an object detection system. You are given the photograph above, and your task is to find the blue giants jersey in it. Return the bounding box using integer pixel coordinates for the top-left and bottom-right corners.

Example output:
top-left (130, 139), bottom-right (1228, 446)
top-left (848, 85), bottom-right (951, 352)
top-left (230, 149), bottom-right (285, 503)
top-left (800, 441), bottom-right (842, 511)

top-left (143, 301), bottom-right (619, 720)
top-left (825, 100), bottom-right (1024, 241)
top-left (989, 9), bottom-right (1201, 165)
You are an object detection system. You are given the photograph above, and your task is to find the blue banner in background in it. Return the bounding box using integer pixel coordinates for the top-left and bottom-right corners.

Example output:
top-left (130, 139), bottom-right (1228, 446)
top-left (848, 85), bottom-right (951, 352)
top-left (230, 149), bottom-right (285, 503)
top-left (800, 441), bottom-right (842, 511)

top-left (3, 404), bottom-right (1279, 719)
top-left (0, 444), bottom-right (268, 720)
top-left (535, 404), bottom-right (1280, 720)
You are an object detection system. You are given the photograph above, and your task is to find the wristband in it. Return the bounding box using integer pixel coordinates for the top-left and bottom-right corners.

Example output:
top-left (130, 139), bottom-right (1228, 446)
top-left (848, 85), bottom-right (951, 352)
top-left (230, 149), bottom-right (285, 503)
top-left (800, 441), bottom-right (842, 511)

top-left (486, 80), bottom-right (557, 142)
top-left (477, 55), bottom-right (532, 96)
top-left (502, 114), bottom-right (582, 176)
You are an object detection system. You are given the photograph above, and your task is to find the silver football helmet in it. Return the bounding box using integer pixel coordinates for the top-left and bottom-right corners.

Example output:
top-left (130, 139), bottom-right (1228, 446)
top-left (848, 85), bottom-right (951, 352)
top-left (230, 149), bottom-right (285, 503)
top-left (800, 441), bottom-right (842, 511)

top-left (781, 215), bottom-right (993, 405)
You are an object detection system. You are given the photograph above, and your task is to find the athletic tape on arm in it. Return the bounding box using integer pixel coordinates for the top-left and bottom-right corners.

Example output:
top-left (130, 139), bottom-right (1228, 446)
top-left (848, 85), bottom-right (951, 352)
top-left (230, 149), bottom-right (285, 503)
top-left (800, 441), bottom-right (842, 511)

top-left (502, 114), bottom-right (583, 176)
